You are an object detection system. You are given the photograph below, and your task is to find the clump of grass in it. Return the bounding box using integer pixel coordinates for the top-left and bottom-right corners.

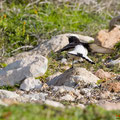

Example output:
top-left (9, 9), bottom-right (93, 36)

top-left (0, 84), bottom-right (19, 91)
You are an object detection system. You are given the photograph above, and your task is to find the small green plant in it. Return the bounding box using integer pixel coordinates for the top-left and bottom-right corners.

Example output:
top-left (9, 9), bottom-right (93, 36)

top-left (0, 63), bottom-right (7, 68)
top-left (0, 84), bottom-right (19, 91)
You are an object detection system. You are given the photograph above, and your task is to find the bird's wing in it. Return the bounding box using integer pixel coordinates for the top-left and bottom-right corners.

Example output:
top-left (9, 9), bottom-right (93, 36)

top-left (89, 43), bottom-right (114, 54)
top-left (57, 43), bottom-right (78, 52)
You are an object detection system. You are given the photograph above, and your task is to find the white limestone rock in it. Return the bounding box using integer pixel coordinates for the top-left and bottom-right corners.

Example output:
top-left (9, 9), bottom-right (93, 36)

top-left (20, 77), bottom-right (42, 91)
top-left (0, 54), bottom-right (48, 86)
top-left (47, 67), bottom-right (99, 87)
top-left (0, 90), bottom-right (20, 99)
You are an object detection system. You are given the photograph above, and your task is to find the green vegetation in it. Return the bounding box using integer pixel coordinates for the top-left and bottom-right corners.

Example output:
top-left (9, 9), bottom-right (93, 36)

top-left (0, 84), bottom-right (19, 91)
top-left (0, 1), bottom-right (120, 120)
top-left (0, 104), bottom-right (118, 120)
top-left (0, 1), bottom-right (111, 56)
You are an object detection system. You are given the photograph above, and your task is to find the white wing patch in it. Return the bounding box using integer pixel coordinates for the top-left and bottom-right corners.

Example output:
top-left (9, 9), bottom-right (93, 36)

top-left (68, 45), bottom-right (94, 64)
top-left (68, 45), bottom-right (88, 56)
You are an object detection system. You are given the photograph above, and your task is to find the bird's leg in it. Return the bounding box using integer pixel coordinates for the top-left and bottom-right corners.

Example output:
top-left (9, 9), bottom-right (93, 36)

top-left (71, 58), bottom-right (74, 68)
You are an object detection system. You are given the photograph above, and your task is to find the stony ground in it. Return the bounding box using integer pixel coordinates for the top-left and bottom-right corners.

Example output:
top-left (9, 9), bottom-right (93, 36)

top-left (0, 32), bottom-right (120, 111)
top-left (0, 0), bottom-right (120, 120)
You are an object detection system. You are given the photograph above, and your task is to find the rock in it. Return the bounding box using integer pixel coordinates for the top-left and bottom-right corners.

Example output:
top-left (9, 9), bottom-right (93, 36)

top-left (46, 72), bottom-right (62, 82)
top-left (22, 92), bottom-right (48, 101)
top-left (99, 102), bottom-right (120, 110)
top-left (101, 91), bottom-right (111, 99)
top-left (80, 88), bottom-right (91, 96)
top-left (45, 100), bottom-right (64, 108)
top-left (5, 51), bottom-right (40, 64)
top-left (65, 33), bottom-right (94, 43)
top-left (0, 90), bottom-right (29, 103)
top-left (53, 86), bottom-right (76, 92)
top-left (61, 94), bottom-right (75, 101)
top-left (52, 86), bottom-right (80, 96)
top-left (107, 82), bottom-right (120, 92)
top-left (47, 68), bottom-right (99, 87)
top-left (36, 34), bottom-right (69, 56)
top-left (20, 77), bottom-right (42, 91)
top-left (95, 69), bottom-right (114, 79)
top-left (96, 26), bottom-right (120, 49)
top-left (0, 90), bottom-right (20, 99)
top-left (0, 54), bottom-right (48, 86)
top-left (61, 58), bottom-right (67, 65)
top-left (106, 58), bottom-right (120, 66)
top-left (40, 83), bottom-right (49, 91)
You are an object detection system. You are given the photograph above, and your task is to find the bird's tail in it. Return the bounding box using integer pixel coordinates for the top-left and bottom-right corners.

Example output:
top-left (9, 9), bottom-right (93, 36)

top-left (77, 53), bottom-right (95, 64)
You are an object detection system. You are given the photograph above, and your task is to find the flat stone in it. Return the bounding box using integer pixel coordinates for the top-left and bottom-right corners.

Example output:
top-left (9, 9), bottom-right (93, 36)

top-left (20, 77), bottom-right (42, 91)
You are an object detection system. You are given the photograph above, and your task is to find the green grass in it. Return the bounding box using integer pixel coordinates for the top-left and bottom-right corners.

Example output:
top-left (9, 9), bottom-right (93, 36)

top-left (0, 104), bottom-right (118, 120)
top-left (0, 1), bottom-right (120, 119)
top-left (0, 2), bottom-right (111, 56)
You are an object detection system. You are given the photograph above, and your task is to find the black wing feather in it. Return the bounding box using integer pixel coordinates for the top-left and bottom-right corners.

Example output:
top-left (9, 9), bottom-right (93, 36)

top-left (57, 43), bottom-right (78, 52)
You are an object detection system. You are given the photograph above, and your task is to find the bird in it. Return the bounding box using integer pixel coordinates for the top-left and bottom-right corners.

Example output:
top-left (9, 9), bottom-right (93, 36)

top-left (57, 36), bottom-right (95, 67)
top-left (57, 36), bottom-right (114, 67)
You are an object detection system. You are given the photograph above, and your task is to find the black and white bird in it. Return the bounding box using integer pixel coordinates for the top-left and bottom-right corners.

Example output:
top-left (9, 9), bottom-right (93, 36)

top-left (58, 36), bottom-right (95, 65)
top-left (57, 36), bottom-right (113, 66)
